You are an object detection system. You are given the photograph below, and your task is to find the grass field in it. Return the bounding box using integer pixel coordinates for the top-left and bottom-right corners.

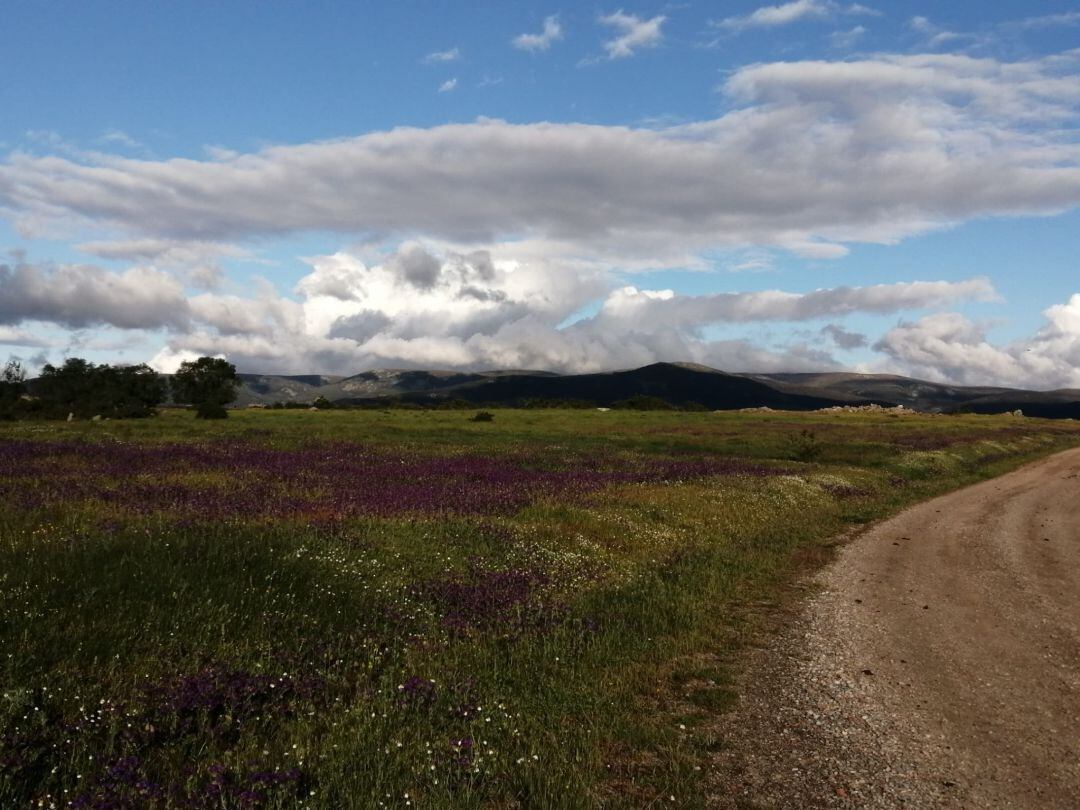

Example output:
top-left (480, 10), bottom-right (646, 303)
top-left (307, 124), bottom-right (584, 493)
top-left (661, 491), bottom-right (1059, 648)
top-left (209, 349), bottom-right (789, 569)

top-left (2, 408), bottom-right (1078, 809)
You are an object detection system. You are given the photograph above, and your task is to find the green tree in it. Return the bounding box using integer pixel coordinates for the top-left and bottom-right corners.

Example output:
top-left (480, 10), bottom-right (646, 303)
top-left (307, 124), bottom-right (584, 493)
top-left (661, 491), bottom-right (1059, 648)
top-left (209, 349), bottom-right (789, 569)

top-left (171, 357), bottom-right (239, 419)
top-left (0, 359), bottom-right (27, 420)
top-left (101, 364), bottom-right (167, 418)
top-left (35, 358), bottom-right (165, 418)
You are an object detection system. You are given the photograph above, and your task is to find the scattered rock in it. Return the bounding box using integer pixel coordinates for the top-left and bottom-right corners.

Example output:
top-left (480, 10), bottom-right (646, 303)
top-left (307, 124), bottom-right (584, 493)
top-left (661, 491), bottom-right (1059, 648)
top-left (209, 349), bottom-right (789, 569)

top-left (816, 404), bottom-right (913, 415)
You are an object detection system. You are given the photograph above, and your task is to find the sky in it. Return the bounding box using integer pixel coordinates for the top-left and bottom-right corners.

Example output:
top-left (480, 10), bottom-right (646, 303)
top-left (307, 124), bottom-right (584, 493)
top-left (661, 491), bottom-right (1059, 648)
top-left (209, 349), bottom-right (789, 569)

top-left (1, 0), bottom-right (1079, 388)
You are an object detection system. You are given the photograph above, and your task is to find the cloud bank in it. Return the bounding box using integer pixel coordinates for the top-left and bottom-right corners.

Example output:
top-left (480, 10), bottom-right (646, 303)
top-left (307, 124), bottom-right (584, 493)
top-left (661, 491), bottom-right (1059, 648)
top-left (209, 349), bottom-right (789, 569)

top-left (2, 53), bottom-right (1077, 267)
top-left (1, 51), bottom-right (1079, 387)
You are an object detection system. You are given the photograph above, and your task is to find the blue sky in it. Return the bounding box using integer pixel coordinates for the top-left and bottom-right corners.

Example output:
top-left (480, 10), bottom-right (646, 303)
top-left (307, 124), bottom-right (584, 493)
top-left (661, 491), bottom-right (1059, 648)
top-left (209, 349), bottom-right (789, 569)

top-left (1, 1), bottom-right (1079, 387)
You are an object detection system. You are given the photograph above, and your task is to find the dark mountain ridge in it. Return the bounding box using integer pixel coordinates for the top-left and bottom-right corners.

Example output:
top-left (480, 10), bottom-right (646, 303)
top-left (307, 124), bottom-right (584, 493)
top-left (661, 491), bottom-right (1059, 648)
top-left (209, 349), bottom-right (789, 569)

top-left (226, 362), bottom-right (1080, 417)
top-left (29, 362), bottom-right (1077, 417)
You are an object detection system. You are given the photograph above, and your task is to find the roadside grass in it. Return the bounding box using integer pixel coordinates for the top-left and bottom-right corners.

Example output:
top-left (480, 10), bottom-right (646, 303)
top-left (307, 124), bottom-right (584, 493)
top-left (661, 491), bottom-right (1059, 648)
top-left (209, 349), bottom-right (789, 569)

top-left (1, 409), bottom-right (1078, 808)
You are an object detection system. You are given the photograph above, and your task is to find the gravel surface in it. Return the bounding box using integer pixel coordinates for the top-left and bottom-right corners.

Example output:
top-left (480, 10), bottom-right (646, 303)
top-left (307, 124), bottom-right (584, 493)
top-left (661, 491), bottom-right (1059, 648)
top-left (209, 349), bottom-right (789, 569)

top-left (706, 448), bottom-right (1080, 809)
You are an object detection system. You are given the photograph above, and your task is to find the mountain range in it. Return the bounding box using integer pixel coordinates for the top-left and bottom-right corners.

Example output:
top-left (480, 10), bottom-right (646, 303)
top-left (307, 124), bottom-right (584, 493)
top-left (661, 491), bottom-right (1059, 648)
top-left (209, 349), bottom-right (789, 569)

top-left (232, 363), bottom-right (1080, 419)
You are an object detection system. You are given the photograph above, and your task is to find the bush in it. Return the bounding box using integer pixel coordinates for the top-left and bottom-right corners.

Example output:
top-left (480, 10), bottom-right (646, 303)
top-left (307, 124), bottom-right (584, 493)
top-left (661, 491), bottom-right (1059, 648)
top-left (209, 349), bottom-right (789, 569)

top-left (787, 429), bottom-right (823, 462)
top-left (195, 402), bottom-right (229, 419)
top-left (470, 411), bottom-right (495, 422)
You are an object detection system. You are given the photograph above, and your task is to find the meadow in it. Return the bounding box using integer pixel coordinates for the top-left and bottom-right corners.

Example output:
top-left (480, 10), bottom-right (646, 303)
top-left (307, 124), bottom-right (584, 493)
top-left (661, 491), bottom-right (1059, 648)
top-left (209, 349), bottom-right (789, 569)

top-left (2, 408), bottom-right (1078, 809)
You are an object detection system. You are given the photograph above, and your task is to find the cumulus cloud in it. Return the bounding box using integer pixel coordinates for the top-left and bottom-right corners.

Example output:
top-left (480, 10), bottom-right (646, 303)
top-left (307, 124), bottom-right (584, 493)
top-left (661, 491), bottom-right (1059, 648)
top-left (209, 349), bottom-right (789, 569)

top-left (10, 242), bottom-right (1036, 387)
top-left (438, 78), bottom-right (458, 93)
top-left (718, 1), bottom-right (875, 32)
top-left (598, 11), bottom-right (665, 59)
top-left (513, 16), bottom-right (563, 52)
top-left (130, 242), bottom-right (997, 376)
top-left (874, 297), bottom-right (1080, 389)
top-left (2, 52), bottom-right (1077, 266)
top-left (387, 242), bottom-right (442, 289)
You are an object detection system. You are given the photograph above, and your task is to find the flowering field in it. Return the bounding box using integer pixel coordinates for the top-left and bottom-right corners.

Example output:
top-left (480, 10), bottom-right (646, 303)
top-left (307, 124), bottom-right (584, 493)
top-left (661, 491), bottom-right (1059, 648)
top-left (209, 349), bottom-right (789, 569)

top-left (2, 409), bottom-right (1078, 808)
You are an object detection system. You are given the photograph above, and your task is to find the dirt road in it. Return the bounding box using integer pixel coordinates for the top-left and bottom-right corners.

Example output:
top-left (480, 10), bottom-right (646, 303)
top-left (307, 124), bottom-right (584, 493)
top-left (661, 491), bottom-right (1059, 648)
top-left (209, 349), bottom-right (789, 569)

top-left (707, 447), bottom-right (1080, 808)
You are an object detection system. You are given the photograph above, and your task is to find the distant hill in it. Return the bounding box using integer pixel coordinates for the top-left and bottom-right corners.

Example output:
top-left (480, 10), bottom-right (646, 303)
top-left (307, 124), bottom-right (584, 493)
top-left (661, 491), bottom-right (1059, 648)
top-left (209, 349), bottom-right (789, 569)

top-left (330, 362), bottom-right (879, 411)
top-left (38, 362), bottom-right (1067, 417)
top-left (747, 372), bottom-right (1015, 412)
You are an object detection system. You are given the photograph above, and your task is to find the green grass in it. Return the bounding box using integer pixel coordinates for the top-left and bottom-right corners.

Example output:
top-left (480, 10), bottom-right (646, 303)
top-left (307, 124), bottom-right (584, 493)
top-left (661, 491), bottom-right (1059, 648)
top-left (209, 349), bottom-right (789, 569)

top-left (1, 408), bottom-right (1077, 808)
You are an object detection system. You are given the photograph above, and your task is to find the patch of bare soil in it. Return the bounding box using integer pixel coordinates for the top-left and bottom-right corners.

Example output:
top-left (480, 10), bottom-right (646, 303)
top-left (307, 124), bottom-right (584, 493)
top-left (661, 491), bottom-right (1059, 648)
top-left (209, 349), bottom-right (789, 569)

top-left (706, 448), bottom-right (1080, 809)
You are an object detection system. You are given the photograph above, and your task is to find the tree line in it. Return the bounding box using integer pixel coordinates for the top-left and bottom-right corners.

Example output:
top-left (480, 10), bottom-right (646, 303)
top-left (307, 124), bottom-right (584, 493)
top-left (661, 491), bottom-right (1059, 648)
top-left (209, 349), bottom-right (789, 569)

top-left (0, 356), bottom-right (239, 420)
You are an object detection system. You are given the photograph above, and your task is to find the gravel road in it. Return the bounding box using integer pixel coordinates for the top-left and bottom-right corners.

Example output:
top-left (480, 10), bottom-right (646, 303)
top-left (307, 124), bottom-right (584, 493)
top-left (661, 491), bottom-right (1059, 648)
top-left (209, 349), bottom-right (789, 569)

top-left (706, 447), bottom-right (1080, 809)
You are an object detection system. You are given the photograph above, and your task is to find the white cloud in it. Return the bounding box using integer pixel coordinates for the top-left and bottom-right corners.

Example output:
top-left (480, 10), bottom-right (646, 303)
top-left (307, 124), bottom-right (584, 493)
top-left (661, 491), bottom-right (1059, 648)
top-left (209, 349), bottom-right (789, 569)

top-left (874, 296), bottom-right (1080, 389)
top-left (0, 260), bottom-right (190, 331)
top-left (438, 78), bottom-right (458, 93)
top-left (135, 244), bottom-right (996, 375)
top-left (76, 238), bottom-right (246, 289)
top-left (423, 47), bottom-right (460, 64)
top-left (830, 25), bottom-right (866, 49)
top-left (594, 278), bottom-right (996, 330)
top-left (907, 16), bottom-right (974, 49)
top-left (3, 51), bottom-right (1077, 266)
top-left (1010, 12), bottom-right (1080, 30)
top-left (0, 325), bottom-right (52, 347)
top-left (99, 129), bottom-right (142, 149)
top-left (513, 16), bottom-right (563, 52)
top-left (719, 1), bottom-right (875, 32)
top-left (598, 11), bottom-right (665, 59)
top-left (16, 242), bottom-right (1057, 386)
top-left (4, 52), bottom-right (1076, 265)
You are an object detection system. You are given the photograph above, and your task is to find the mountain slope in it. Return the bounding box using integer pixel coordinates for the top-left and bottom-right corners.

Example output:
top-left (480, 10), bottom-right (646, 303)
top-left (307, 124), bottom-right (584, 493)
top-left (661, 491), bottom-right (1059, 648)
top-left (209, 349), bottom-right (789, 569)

top-left (172, 364), bottom-right (1080, 418)
top-left (334, 363), bottom-right (880, 411)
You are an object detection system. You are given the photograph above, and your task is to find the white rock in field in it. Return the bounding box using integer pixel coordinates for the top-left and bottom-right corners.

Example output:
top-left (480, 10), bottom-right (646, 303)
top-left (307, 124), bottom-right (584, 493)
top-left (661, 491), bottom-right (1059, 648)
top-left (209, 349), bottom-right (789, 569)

top-left (67, 412), bottom-right (75, 422)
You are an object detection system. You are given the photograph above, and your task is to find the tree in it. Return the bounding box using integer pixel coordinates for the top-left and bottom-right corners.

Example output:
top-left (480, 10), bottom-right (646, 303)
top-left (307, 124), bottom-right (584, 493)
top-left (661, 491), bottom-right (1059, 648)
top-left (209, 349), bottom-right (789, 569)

top-left (171, 357), bottom-right (239, 419)
top-left (0, 359), bottom-right (27, 419)
top-left (102, 364), bottom-right (168, 418)
top-left (35, 358), bottom-right (165, 418)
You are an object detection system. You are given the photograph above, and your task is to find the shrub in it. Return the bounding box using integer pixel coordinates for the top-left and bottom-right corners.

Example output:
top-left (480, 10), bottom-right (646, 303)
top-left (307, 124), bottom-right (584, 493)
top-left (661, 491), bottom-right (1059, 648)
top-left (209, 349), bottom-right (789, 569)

top-left (470, 411), bottom-right (495, 422)
top-left (787, 428), bottom-right (823, 462)
top-left (195, 402), bottom-right (229, 419)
